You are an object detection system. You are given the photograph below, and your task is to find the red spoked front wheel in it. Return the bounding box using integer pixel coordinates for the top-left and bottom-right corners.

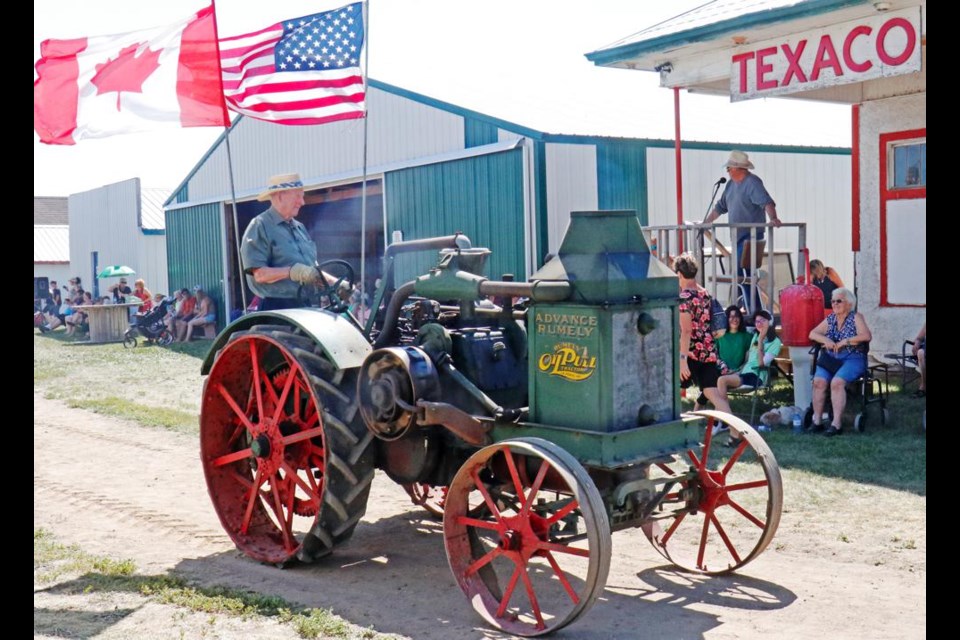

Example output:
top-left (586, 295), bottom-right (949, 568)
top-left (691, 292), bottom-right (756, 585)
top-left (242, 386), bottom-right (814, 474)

top-left (200, 326), bottom-right (374, 565)
top-left (443, 437), bottom-right (610, 637)
top-left (642, 410), bottom-right (783, 574)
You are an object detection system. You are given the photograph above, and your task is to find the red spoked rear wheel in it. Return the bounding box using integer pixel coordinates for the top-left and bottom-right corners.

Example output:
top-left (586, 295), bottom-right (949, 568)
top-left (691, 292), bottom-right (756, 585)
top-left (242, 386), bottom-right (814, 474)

top-left (200, 326), bottom-right (374, 565)
top-left (642, 410), bottom-right (782, 574)
top-left (444, 437), bottom-right (610, 636)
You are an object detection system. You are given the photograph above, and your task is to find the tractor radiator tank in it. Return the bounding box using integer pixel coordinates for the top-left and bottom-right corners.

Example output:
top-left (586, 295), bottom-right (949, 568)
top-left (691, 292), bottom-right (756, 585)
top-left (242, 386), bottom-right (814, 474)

top-left (526, 211), bottom-right (680, 432)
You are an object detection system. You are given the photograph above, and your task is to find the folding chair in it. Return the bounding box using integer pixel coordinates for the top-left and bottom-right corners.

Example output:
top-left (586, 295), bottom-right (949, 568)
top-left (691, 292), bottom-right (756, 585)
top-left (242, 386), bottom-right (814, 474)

top-left (725, 364), bottom-right (775, 426)
top-left (882, 340), bottom-right (921, 390)
top-left (803, 344), bottom-right (888, 432)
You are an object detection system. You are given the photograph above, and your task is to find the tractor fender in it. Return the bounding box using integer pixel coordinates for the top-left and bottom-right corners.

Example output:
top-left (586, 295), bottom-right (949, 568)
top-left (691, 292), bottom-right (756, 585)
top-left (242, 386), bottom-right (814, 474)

top-left (200, 308), bottom-right (372, 375)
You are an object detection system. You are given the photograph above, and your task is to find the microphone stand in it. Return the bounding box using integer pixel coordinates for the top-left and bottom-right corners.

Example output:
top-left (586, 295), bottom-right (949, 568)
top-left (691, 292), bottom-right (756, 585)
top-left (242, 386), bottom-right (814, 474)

top-left (697, 178), bottom-right (726, 286)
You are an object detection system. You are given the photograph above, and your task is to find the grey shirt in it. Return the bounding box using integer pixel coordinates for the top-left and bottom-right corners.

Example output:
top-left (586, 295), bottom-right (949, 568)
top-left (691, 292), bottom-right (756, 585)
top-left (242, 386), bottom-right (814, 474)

top-left (714, 173), bottom-right (775, 240)
top-left (240, 207), bottom-right (319, 300)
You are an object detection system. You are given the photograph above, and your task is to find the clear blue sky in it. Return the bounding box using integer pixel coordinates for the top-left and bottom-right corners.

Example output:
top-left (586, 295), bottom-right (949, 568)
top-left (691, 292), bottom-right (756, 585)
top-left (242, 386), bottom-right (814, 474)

top-left (34, 0), bottom-right (851, 197)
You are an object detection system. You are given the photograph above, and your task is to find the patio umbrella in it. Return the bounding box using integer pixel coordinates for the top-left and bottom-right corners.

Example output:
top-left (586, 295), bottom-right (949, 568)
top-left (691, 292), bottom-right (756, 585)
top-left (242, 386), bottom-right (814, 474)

top-left (97, 265), bottom-right (136, 279)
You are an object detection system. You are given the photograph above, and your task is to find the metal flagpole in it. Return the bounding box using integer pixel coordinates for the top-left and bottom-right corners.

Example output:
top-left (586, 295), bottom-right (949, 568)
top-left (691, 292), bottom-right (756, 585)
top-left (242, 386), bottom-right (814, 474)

top-left (358, 0), bottom-right (370, 324)
top-left (209, 0), bottom-right (246, 312)
top-left (223, 128), bottom-right (247, 312)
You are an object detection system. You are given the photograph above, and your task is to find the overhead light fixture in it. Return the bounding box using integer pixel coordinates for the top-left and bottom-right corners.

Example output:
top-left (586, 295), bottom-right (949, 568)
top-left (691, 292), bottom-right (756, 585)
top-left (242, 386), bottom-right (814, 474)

top-left (654, 62), bottom-right (673, 73)
top-left (873, 1), bottom-right (892, 11)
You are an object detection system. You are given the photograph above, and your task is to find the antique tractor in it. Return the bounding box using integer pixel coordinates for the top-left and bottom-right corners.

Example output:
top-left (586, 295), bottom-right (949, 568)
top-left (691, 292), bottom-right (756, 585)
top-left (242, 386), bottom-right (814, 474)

top-left (199, 210), bottom-right (783, 636)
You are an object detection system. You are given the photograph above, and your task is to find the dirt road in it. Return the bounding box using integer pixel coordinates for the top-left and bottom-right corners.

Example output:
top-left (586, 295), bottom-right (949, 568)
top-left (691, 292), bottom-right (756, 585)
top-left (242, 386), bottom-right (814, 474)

top-left (34, 392), bottom-right (924, 639)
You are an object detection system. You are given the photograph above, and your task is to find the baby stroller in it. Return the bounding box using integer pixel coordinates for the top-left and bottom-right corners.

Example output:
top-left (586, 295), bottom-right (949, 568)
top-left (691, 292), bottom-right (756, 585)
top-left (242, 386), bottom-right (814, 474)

top-left (123, 297), bottom-right (174, 348)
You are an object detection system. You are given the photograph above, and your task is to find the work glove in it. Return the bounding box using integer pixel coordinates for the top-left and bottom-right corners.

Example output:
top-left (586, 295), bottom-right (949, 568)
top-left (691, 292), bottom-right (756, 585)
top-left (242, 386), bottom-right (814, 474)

top-left (289, 263), bottom-right (321, 285)
top-left (336, 280), bottom-right (353, 302)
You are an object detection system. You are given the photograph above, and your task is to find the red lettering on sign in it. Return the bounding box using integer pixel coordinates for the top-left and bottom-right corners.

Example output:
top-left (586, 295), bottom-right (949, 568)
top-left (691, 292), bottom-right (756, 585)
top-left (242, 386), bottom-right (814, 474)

top-left (876, 17), bottom-right (916, 66)
top-left (732, 51), bottom-right (755, 93)
top-left (755, 46), bottom-right (779, 90)
top-left (781, 40), bottom-right (808, 86)
top-left (843, 25), bottom-right (873, 73)
top-left (810, 34), bottom-right (843, 81)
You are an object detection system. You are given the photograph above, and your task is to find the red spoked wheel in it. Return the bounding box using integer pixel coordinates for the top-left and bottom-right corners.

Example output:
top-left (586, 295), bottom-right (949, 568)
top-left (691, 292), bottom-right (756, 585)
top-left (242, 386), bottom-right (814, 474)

top-left (443, 437), bottom-right (610, 637)
top-left (200, 325), bottom-right (375, 565)
top-left (642, 410), bottom-right (782, 575)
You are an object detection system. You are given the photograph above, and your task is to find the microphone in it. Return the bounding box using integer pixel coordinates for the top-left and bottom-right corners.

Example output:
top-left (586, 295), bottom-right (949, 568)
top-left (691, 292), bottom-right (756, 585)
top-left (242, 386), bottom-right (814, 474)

top-left (715, 177), bottom-right (727, 186)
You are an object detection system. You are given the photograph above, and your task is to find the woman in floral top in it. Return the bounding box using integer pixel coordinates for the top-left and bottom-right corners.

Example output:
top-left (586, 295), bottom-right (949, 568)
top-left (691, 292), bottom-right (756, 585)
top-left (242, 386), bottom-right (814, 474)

top-left (676, 253), bottom-right (733, 416)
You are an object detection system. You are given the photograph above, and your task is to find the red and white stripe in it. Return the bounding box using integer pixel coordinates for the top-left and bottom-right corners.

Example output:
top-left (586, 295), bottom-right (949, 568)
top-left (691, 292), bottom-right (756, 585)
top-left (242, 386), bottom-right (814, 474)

top-left (219, 23), bottom-right (365, 126)
top-left (34, 5), bottom-right (228, 145)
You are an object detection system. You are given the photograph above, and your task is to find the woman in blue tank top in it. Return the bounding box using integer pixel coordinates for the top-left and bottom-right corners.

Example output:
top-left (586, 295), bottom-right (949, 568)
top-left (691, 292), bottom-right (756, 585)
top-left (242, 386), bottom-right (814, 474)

top-left (807, 287), bottom-right (872, 437)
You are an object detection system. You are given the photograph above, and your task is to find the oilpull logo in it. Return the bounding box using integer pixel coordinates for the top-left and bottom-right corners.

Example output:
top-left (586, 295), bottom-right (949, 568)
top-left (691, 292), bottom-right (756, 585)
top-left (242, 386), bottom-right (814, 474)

top-left (537, 343), bottom-right (597, 382)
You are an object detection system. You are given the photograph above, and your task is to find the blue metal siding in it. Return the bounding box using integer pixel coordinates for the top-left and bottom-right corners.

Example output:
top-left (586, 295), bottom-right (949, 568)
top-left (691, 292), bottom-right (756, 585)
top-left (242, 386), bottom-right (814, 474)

top-left (596, 142), bottom-right (648, 225)
top-left (464, 117), bottom-right (499, 148)
top-left (385, 149), bottom-right (525, 284)
top-left (165, 203), bottom-right (225, 331)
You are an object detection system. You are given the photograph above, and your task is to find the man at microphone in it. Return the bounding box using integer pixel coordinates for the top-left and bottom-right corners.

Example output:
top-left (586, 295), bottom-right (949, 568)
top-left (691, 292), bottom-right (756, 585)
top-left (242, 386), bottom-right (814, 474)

top-left (702, 150), bottom-right (782, 314)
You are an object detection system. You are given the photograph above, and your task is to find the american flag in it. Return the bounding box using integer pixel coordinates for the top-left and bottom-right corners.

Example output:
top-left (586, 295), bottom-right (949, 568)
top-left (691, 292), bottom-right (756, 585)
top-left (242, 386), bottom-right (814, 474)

top-left (219, 2), bottom-right (365, 125)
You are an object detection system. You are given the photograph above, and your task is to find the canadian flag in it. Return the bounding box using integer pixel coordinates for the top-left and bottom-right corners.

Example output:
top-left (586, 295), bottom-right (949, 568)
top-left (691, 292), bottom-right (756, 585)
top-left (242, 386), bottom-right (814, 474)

top-left (34, 4), bottom-right (229, 145)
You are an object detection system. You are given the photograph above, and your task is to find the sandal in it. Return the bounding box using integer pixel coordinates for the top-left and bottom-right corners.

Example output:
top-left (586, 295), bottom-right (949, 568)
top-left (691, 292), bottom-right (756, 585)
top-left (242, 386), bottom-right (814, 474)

top-left (824, 426), bottom-right (842, 437)
top-left (911, 389), bottom-right (926, 398)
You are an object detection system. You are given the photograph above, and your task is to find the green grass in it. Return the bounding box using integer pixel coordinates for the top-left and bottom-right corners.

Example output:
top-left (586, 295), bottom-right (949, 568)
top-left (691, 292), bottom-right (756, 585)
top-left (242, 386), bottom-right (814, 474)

top-left (65, 396), bottom-right (199, 433)
top-left (687, 374), bottom-right (926, 495)
top-left (34, 528), bottom-right (389, 639)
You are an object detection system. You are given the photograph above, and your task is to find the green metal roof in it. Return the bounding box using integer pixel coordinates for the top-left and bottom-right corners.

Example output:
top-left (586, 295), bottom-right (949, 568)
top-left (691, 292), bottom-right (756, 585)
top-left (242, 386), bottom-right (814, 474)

top-left (586, 0), bottom-right (868, 67)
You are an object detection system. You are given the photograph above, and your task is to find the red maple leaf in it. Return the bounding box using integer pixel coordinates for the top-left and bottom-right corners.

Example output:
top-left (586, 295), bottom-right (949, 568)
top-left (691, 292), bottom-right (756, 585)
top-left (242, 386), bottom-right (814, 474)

top-left (92, 43), bottom-right (163, 111)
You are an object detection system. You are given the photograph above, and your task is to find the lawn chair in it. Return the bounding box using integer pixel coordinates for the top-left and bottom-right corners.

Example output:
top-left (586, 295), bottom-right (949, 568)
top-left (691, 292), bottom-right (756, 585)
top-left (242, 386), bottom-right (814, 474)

top-left (882, 340), bottom-right (921, 390)
top-left (803, 343), bottom-right (888, 432)
top-left (725, 364), bottom-right (776, 426)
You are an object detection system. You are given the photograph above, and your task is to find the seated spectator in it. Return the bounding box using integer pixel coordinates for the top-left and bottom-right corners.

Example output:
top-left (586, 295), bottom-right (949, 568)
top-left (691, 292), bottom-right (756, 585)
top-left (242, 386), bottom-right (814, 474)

top-left (716, 309), bottom-right (782, 406)
top-left (808, 287), bottom-right (872, 437)
top-left (716, 309), bottom-right (782, 447)
top-left (911, 322), bottom-right (926, 398)
top-left (167, 288), bottom-right (196, 336)
top-left (132, 278), bottom-right (153, 312)
top-left (64, 292), bottom-right (93, 336)
top-left (809, 259), bottom-right (844, 311)
top-left (716, 306), bottom-right (753, 374)
top-left (178, 286), bottom-right (216, 342)
top-left (109, 278), bottom-right (132, 303)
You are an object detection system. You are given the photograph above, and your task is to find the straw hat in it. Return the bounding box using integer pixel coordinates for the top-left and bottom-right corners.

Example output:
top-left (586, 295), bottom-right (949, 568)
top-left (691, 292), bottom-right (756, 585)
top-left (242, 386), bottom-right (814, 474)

top-left (257, 173), bottom-right (305, 201)
top-left (722, 150), bottom-right (755, 170)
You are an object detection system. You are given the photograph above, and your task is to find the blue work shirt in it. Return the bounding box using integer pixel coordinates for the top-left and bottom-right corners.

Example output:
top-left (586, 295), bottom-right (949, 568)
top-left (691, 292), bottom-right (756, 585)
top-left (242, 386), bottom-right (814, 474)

top-left (714, 173), bottom-right (775, 240)
top-left (240, 207), bottom-right (319, 300)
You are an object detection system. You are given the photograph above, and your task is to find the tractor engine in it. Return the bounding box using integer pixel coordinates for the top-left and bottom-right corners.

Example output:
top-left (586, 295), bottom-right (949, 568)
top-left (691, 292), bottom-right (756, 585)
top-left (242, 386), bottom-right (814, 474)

top-left (358, 210), bottom-right (680, 487)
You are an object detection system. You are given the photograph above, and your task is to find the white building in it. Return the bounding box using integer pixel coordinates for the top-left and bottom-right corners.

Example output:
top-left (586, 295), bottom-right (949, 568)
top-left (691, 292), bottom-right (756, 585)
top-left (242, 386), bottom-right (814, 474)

top-left (587, 0), bottom-right (926, 353)
top-left (67, 179), bottom-right (171, 299)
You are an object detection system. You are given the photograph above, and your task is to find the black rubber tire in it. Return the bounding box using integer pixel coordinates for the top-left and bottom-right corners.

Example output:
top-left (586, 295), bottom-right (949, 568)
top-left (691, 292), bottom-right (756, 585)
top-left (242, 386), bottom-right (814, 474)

top-left (203, 323), bottom-right (376, 564)
top-left (123, 336), bottom-right (137, 349)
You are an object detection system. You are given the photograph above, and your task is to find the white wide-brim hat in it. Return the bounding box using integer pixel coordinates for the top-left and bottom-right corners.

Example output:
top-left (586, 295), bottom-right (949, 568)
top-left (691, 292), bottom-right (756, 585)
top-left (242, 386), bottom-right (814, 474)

top-left (257, 173), bottom-right (305, 201)
top-left (723, 150), bottom-right (755, 170)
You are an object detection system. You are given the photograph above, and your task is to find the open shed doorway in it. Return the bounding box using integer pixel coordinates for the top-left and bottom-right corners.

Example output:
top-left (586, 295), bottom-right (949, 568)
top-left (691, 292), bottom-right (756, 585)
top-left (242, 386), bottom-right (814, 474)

top-left (225, 179), bottom-right (385, 318)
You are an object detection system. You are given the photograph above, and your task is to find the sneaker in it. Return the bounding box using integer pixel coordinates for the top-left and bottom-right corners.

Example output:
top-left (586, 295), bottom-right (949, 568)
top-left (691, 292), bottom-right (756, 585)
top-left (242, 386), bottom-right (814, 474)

top-left (711, 423), bottom-right (730, 437)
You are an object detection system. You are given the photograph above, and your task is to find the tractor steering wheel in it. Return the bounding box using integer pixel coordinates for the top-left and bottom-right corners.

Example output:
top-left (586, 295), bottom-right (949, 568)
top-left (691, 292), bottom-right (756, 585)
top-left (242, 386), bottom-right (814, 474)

top-left (316, 259), bottom-right (356, 312)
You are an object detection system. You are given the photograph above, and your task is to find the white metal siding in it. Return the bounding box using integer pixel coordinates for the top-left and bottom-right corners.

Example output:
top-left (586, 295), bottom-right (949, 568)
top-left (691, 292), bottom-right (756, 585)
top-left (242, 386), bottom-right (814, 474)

top-left (34, 264), bottom-right (72, 287)
top-left (544, 144), bottom-right (598, 254)
top-left (183, 87), bottom-right (466, 203)
top-left (646, 146), bottom-right (853, 287)
top-left (68, 178), bottom-right (169, 297)
top-left (859, 93), bottom-right (926, 355)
